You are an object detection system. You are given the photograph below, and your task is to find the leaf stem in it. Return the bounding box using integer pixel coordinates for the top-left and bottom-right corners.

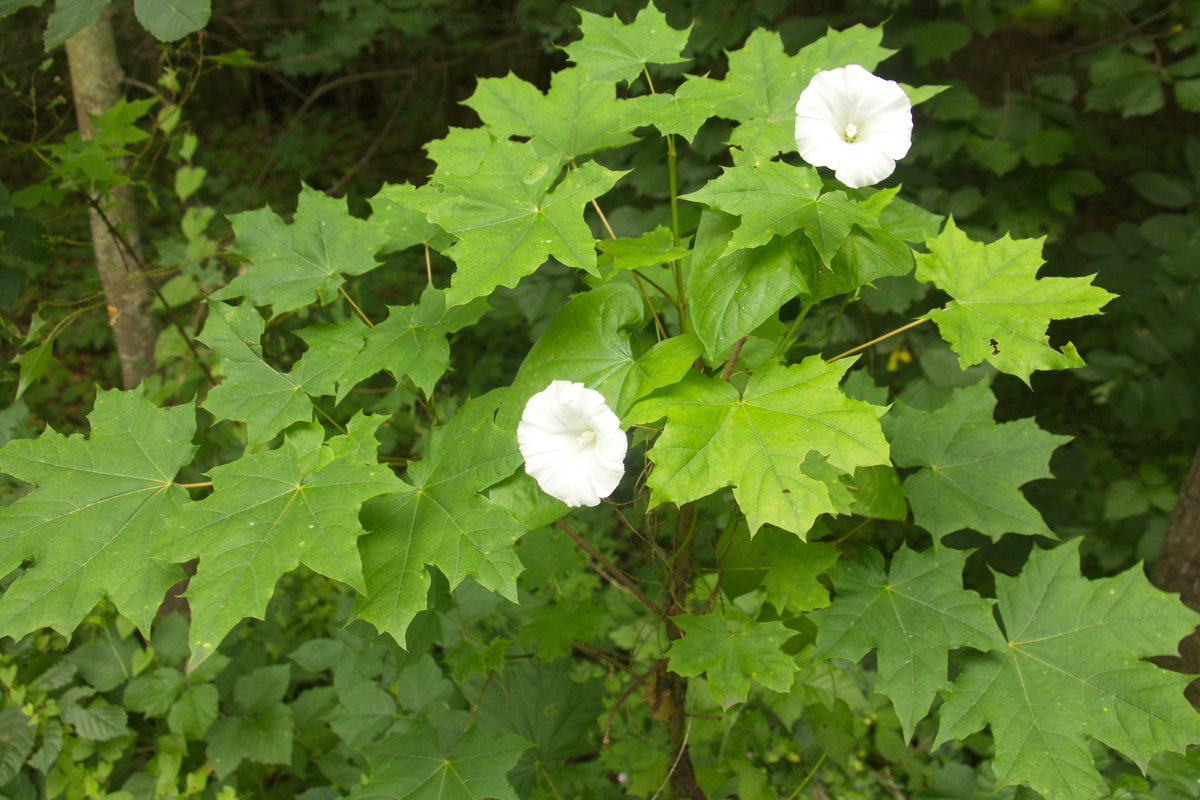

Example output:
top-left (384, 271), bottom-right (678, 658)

top-left (176, 481), bottom-right (213, 488)
top-left (826, 317), bottom-right (928, 363)
top-left (720, 337), bottom-right (747, 381)
top-left (338, 285), bottom-right (374, 328)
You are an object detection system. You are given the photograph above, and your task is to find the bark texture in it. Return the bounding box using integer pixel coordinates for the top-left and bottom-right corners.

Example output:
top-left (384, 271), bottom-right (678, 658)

top-left (65, 8), bottom-right (158, 389)
top-left (1151, 443), bottom-right (1200, 704)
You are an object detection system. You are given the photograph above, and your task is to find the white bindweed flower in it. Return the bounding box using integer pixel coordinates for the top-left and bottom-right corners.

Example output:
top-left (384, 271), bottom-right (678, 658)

top-left (517, 380), bottom-right (627, 507)
top-left (794, 64), bottom-right (913, 188)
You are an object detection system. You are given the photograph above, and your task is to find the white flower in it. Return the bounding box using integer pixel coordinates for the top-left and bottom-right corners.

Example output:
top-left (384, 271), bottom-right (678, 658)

top-left (517, 380), bottom-right (627, 507)
top-left (793, 64), bottom-right (913, 188)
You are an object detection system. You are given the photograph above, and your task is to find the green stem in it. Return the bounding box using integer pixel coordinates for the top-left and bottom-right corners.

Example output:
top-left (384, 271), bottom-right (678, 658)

top-left (667, 132), bottom-right (686, 334)
top-left (771, 304), bottom-right (813, 362)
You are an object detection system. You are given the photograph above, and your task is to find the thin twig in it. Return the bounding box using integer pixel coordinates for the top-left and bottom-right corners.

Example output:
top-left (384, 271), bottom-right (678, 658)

top-left (603, 665), bottom-right (655, 745)
top-left (338, 285), bottom-right (374, 328)
top-left (556, 520), bottom-right (665, 619)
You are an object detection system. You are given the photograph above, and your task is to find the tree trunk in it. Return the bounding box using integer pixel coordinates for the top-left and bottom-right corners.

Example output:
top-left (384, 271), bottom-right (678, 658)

top-left (1151, 443), bottom-right (1200, 704)
top-left (64, 7), bottom-right (158, 389)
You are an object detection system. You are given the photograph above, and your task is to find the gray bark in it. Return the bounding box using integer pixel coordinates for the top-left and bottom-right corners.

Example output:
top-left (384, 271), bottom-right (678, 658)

top-left (1152, 443), bottom-right (1200, 704)
top-left (64, 7), bottom-right (158, 389)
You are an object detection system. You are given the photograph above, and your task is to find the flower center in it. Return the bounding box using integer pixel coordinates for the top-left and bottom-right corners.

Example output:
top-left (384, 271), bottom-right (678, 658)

top-left (842, 121), bottom-right (859, 143)
top-left (577, 429), bottom-right (596, 444)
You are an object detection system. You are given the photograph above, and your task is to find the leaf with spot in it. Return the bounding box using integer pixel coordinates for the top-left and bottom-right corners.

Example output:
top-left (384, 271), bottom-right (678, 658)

top-left (465, 67), bottom-right (642, 162)
top-left (916, 219), bottom-right (1115, 383)
top-left (563, 2), bottom-right (691, 85)
top-left (213, 184), bottom-right (389, 315)
top-left (681, 162), bottom-right (874, 265)
top-left (935, 541), bottom-right (1200, 800)
top-left (160, 415), bottom-right (401, 669)
top-left (886, 382), bottom-right (1071, 540)
top-left (666, 610), bottom-right (796, 708)
top-left (355, 393), bottom-right (525, 645)
top-left (199, 301), bottom-right (365, 447)
top-left (414, 137), bottom-right (624, 307)
top-left (0, 389), bottom-right (195, 639)
top-left (627, 358), bottom-right (889, 536)
top-left (810, 545), bottom-right (1000, 739)
top-left (351, 722), bottom-right (530, 800)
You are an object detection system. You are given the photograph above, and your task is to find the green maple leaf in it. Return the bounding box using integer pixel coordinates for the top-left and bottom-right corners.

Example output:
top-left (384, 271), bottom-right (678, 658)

top-left (916, 219), bottom-right (1115, 383)
top-left (810, 546), bottom-right (1000, 739)
top-left (680, 162), bottom-right (874, 265)
top-left (666, 611), bottom-right (796, 708)
top-left (636, 73), bottom-right (738, 142)
top-left (355, 393), bottom-right (525, 644)
top-left (351, 722), bottom-right (530, 800)
top-left (935, 541), bottom-right (1200, 800)
top-left (498, 282), bottom-right (702, 424)
top-left (199, 301), bottom-right (365, 447)
top-left (887, 383), bottom-right (1071, 540)
top-left (0, 389), bottom-right (195, 638)
top-left (368, 182), bottom-right (454, 253)
top-left (160, 415), bottom-right (401, 669)
top-left (335, 285), bottom-right (488, 400)
top-left (627, 358), bottom-right (889, 535)
top-left (715, 26), bottom-right (892, 164)
top-left (563, 2), bottom-right (691, 85)
top-left (414, 137), bottom-right (624, 307)
top-left (465, 67), bottom-right (641, 161)
top-left (214, 184), bottom-right (389, 314)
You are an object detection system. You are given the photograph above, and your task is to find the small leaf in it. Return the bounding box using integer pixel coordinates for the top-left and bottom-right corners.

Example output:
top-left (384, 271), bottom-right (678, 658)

top-left (0, 706), bottom-right (35, 785)
top-left (61, 698), bottom-right (129, 742)
top-left (132, 0), bottom-right (210, 42)
top-left (351, 722), bottom-right (530, 800)
top-left (667, 611), bottom-right (796, 708)
top-left (205, 705), bottom-right (293, 779)
top-left (166, 683), bottom-right (218, 738)
top-left (563, 2), bottom-right (691, 85)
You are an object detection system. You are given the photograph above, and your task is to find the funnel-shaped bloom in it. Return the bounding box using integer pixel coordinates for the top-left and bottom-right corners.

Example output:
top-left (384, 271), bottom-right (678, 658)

top-left (794, 64), bottom-right (913, 188)
top-left (517, 381), bottom-right (627, 507)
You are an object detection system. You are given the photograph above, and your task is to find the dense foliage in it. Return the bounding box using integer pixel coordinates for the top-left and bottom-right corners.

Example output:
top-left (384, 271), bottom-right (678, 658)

top-left (2, 1), bottom-right (1199, 799)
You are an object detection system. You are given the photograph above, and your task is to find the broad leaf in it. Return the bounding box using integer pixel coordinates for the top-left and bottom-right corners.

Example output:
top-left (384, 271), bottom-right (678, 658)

top-left (681, 162), bottom-right (874, 265)
top-left (721, 525), bottom-right (839, 614)
top-left (465, 67), bottom-right (641, 162)
top-left (811, 546), bottom-right (1000, 739)
top-left (935, 541), bottom-right (1200, 800)
top-left (0, 389), bottom-right (195, 638)
top-left (133, 0), bottom-right (210, 42)
top-left (415, 138), bottom-right (624, 306)
top-left (161, 415), bottom-right (401, 669)
top-left (563, 2), bottom-right (691, 85)
top-left (214, 184), bottom-right (388, 314)
top-left (352, 723), bottom-right (530, 800)
top-left (666, 611), bottom-right (796, 708)
top-left (686, 209), bottom-right (810, 358)
top-left (355, 393), bottom-right (525, 644)
top-left (887, 383), bottom-right (1070, 540)
top-left (916, 219), bottom-right (1115, 383)
top-left (627, 358), bottom-right (889, 535)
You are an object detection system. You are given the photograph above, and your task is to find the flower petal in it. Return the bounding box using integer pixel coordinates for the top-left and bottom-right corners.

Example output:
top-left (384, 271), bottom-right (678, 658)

top-left (833, 145), bottom-right (897, 189)
top-left (517, 380), bottom-right (628, 507)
